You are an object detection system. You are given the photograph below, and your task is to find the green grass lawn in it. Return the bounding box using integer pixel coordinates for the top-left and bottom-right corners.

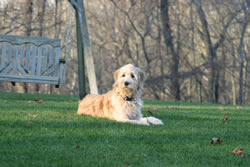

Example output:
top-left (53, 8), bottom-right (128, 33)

top-left (0, 92), bottom-right (250, 167)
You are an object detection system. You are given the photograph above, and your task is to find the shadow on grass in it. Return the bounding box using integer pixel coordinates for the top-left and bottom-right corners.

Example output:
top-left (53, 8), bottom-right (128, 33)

top-left (1, 115), bottom-right (250, 166)
top-left (0, 102), bottom-right (78, 112)
top-left (0, 117), bottom-right (220, 143)
top-left (0, 92), bottom-right (78, 102)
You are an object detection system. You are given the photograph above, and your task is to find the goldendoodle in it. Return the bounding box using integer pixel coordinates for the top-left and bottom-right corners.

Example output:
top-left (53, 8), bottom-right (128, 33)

top-left (77, 64), bottom-right (164, 125)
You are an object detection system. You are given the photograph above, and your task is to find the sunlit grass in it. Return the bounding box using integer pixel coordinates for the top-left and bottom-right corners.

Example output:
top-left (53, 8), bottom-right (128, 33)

top-left (0, 92), bottom-right (250, 166)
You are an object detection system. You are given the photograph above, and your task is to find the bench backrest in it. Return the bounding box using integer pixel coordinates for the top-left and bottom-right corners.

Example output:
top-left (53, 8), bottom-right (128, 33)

top-left (0, 35), bottom-right (61, 85)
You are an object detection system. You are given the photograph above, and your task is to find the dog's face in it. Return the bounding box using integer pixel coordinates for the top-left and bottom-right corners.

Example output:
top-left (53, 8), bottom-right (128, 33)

top-left (113, 64), bottom-right (146, 98)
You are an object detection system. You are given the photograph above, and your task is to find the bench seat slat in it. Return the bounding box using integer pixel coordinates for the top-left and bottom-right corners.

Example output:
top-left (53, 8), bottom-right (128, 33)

top-left (0, 42), bottom-right (7, 70)
top-left (20, 45), bottom-right (25, 66)
top-left (42, 45), bottom-right (49, 73)
top-left (2, 63), bottom-right (13, 74)
top-left (31, 46), bottom-right (37, 76)
top-left (49, 47), bottom-right (54, 67)
top-left (25, 44), bottom-right (31, 71)
top-left (0, 74), bottom-right (59, 84)
top-left (54, 48), bottom-right (60, 77)
top-left (7, 44), bottom-right (12, 64)
top-left (17, 64), bottom-right (28, 76)
top-left (37, 47), bottom-right (42, 76)
top-left (13, 46), bottom-right (18, 75)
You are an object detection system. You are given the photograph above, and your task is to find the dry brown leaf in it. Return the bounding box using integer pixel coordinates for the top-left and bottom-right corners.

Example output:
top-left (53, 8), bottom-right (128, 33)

top-left (222, 113), bottom-right (229, 123)
top-left (76, 145), bottom-right (80, 149)
top-left (139, 136), bottom-right (144, 140)
top-left (34, 99), bottom-right (43, 103)
top-left (210, 138), bottom-right (223, 144)
top-left (27, 121), bottom-right (32, 124)
top-left (225, 113), bottom-right (229, 119)
top-left (232, 148), bottom-right (244, 157)
top-left (147, 108), bottom-right (154, 116)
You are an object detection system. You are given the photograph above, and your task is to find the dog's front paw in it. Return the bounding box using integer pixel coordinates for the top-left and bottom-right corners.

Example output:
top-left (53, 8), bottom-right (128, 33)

top-left (119, 119), bottom-right (150, 125)
top-left (146, 116), bottom-right (164, 125)
top-left (138, 121), bottom-right (150, 126)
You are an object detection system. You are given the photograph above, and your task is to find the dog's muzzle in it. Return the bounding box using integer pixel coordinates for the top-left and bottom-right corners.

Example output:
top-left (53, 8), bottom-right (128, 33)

top-left (124, 96), bottom-right (134, 101)
top-left (124, 82), bottom-right (130, 87)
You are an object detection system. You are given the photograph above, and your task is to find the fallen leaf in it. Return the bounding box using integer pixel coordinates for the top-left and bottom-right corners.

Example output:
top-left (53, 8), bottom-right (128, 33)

top-left (210, 138), bottom-right (223, 144)
top-left (139, 136), bottom-right (144, 140)
top-left (218, 106), bottom-right (224, 111)
top-left (34, 99), bottom-right (43, 103)
top-left (232, 147), bottom-right (244, 157)
top-left (224, 113), bottom-right (229, 120)
top-left (222, 113), bottom-right (229, 123)
top-left (27, 121), bottom-right (32, 124)
top-left (76, 145), bottom-right (80, 149)
top-left (147, 108), bottom-right (154, 116)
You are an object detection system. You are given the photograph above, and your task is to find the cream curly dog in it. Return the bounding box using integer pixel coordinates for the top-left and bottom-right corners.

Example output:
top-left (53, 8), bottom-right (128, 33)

top-left (77, 64), bottom-right (164, 125)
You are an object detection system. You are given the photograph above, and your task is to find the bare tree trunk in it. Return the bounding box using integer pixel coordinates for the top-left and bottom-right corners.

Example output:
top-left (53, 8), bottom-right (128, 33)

top-left (230, 43), bottom-right (237, 105)
top-left (193, 0), bottom-right (216, 103)
top-left (237, 0), bottom-right (250, 104)
top-left (23, 0), bottom-right (33, 93)
top-left (193, 0), bottom-right (237, 103)
top-left (238, 22), bottom-right (248, 104)
top-left (160, 0), bottom-right (180, 101)
top-left (190, 1), bottom-right (195, 100)
top-left (39, 0), bottom-right (46, 37)
top-left (24, 0), bottom-right (33, 38)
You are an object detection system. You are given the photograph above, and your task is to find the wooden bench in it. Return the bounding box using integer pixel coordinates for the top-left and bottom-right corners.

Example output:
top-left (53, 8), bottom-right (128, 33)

top-left (0, 35), bottom-right (66, 87)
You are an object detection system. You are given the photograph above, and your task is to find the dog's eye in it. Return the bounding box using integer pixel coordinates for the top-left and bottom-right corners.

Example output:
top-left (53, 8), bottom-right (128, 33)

top-left (131, 74), bottom-right (135, 78)
top-left (121, 74), bottom-right (125, 77)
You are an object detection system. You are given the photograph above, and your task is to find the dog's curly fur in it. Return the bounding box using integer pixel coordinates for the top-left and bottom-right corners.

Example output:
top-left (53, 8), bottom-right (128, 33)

top-left (77, 64), bottom-right (163, 125)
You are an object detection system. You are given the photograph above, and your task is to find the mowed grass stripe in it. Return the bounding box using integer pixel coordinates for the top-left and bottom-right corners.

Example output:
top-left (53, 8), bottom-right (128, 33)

top-left (0, 92), bottom-right (250, 167)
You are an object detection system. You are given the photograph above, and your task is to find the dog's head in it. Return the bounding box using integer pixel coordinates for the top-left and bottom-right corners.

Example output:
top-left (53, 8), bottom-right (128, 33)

top-left (113, 64), bottom-right (146, 99)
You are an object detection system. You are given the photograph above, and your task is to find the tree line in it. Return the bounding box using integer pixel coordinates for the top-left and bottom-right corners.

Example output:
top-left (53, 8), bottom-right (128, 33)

top-left (1, 0), bottom-right (250, 105)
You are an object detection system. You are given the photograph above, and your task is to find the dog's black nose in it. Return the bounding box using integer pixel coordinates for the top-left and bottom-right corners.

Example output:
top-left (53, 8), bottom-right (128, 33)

top-left (124, 82), bottom-right (130, 86)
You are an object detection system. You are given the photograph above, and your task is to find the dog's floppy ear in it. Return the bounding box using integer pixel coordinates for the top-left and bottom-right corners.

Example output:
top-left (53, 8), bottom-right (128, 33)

top-left (138, 69), bottom-right (146, 83)
top-left (137, 68), bottom-right (146, 91)
top-left (114, 69), bottom-right (120, 81)
top-left (136, 68), bottom-right (146, 91)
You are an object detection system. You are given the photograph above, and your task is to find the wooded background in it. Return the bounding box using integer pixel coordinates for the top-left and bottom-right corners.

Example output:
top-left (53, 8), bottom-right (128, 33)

top-left (0, 0), bottom-right (250, 105)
